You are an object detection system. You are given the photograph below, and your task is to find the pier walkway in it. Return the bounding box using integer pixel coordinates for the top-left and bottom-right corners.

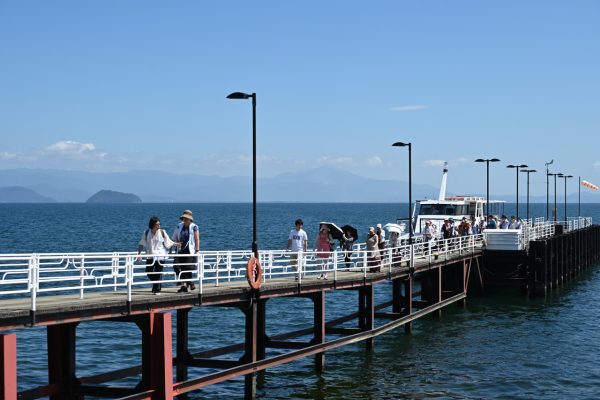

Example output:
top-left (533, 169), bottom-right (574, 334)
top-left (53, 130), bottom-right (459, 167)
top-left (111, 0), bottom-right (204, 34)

top-left (0, 218), bottom-right (595, 399)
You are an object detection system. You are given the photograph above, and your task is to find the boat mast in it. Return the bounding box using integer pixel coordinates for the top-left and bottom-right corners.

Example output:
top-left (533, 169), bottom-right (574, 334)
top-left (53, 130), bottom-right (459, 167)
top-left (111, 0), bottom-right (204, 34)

top-left (438, 162), bottom-right (448, 201)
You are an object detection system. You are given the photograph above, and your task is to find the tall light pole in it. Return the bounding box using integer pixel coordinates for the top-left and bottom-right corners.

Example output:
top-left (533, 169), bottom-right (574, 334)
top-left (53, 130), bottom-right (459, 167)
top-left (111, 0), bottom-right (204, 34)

top-left (545, 160), bottom-right (553, 221)
top-left (548, 172), bottom-right (563, 222)
top-left (507, 164), bottom-right (528, 219)
top-left (521, 169), bottom-right (537, 222)
top-left (561, 175), bottom-right (573, 221)
top-left (392, 142), bottom-right (412, 245)
top-left (227, 91), bottom-right (258, 257)
top-left (578, 176), bottom-right (581, 217)
top-left (475, 158), bottom-right (501, 218)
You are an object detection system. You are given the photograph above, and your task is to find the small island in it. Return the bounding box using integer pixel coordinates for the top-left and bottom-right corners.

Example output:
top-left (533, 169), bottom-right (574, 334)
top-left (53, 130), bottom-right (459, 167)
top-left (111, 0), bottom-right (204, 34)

top-left (86, 190), bottom-right (142, 204)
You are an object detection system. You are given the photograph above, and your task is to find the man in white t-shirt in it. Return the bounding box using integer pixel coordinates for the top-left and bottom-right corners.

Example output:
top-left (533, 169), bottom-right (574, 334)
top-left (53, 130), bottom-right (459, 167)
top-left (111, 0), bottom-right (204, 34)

top-left (287, 218), bottom-right (308, 271)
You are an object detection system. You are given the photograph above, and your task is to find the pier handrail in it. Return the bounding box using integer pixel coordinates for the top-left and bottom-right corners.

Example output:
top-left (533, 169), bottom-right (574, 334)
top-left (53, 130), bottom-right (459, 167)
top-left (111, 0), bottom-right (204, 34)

top-left (0, 217), bottom-right (592, 308)
top-left (0, 235), bottom-right (485, 306)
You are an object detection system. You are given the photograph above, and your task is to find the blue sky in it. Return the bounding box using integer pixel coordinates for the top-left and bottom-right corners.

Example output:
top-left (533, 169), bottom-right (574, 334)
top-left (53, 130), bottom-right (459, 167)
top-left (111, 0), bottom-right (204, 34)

top-left (1, 1), bottom-right (599, 196)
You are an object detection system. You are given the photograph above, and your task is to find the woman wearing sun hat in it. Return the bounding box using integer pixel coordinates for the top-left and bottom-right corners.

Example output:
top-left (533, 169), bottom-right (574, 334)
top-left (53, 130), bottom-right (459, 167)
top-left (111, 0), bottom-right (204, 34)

top-left (172, 209), bottom-right (200, 293)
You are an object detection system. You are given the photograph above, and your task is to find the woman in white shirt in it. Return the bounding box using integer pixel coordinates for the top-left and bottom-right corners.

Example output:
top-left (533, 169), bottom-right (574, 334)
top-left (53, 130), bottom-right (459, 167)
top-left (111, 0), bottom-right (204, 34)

top-left (138, 216), bottom-right (178, 294)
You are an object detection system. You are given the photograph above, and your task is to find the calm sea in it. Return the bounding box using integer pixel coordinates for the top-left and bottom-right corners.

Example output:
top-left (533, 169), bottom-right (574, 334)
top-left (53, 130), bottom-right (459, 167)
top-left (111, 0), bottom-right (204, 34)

top-left (1, 202), bottom-right (599, 399)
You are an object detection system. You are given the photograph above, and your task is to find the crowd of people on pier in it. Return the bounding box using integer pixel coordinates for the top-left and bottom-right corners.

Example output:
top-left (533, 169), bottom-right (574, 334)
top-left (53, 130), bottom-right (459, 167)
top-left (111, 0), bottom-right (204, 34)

top-left (137, 209), bottom-right (525, 294)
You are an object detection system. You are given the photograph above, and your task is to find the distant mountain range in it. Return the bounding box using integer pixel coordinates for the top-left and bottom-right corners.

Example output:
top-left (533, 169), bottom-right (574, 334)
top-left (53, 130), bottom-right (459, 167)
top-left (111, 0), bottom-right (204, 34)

top-left (0, 167), bottom-right (598, 203)
top-left (0, 186), bottom-right (56, 203)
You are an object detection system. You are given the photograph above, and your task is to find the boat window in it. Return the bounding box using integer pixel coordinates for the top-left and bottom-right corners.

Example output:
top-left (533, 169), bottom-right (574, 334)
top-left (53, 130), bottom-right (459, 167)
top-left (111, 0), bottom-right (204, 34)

top-left (419, 204), bottom-right (433, 214)
top-left (419, 204), bottom-right (472, 215)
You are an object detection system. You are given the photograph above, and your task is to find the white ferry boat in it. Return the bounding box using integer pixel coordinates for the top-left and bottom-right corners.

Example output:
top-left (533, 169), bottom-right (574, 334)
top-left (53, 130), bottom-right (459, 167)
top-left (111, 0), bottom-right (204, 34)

top-left (391, 163), bottom-right (505, 239)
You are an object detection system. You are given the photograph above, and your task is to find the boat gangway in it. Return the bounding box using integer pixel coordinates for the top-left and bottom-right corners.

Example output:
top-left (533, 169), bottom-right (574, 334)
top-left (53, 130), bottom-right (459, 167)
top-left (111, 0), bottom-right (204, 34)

top-left (0, 219), bottom-right (596, 399)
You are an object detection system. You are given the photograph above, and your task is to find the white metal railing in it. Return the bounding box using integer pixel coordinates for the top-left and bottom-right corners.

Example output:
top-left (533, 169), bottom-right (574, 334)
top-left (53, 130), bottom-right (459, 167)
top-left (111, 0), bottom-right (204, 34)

top-left (0, 235), bottom-right (489, 309)
top-left (0, 217), bottom-right (592, 308)
top-left (483, 217), bottom-right (593, 250)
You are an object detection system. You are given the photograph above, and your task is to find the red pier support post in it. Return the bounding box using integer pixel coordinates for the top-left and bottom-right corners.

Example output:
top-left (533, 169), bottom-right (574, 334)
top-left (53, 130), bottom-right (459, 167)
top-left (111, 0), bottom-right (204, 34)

top-left (47, 323), bottom-right (80, 400)
top-left (404, 276), bottom-right (413, 333)
top-left (176, 308), bottom-right (190, 400)
top-left (137, 312), bottom-right (173, 400)
top-left (151, 312), bottom-right (173, 400)
top-left (312, 292), bottom-right (325, 372)
top-left (242, 300), bottom-right (258, 400)
top-left (1, 334), bottom-right (16, 400)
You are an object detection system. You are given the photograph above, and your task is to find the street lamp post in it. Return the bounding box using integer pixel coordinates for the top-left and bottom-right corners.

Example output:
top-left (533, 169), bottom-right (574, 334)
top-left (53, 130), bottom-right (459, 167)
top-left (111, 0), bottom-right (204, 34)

top-left (227, 91), bottom-right (258, 257)
top-left (507, 164), bottom-right (528, 219)
top-left (578, 176), bottom-right (581, 217)
top-left (545, 161), bottom-right (553, 221)
top-left (521, 169), bottom-right (537, 222)
top-left (547, 172), bottom-right (563, 222)
top-left (392, 142), bottom-right (412, 245)
top-left (561, 175), bottom-right (573, 221)
top-left (475, 158), bottom-right (501, 218)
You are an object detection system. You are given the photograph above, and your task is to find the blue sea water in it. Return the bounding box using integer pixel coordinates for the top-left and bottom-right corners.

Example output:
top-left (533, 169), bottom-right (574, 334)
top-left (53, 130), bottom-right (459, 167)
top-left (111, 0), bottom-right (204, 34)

top-left (1, 202), bottom-right (599, 399)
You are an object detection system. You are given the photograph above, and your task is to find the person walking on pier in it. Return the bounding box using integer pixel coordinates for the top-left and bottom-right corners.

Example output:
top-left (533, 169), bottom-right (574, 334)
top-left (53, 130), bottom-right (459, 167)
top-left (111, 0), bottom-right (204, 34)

top-left (376, 223), bottom-right (386, 249)
top-left (486, 215), bottom-right (497, 230)
top-left (366, 227), bottom-right (380, 272)
top-left (287, 218), bottom-right (308, 276)
top-left (172, 210), bottom-right (200, 293)
top-left (137, 216), bottom-right (178, 295)
top-left (509, 216), bottom-right (522, 229)
top-left (315, 225), bottom-right (332, 279)
top-left (342, 229), bottom-right (354, 268)
top-left (499, 215), bottom-right (509, 229)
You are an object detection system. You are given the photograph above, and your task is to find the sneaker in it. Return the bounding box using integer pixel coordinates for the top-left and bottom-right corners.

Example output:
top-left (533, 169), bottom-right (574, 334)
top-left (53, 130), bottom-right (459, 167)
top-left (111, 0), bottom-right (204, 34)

top-left (188, 283), bottom-right (196, 291)
top-left (317, 274), bottom-right (323, 280)
top-left (154, 291), bottom-right (161, 296)
top-left (177, 286), bottom-right (188, 293)
top-left (322, 273), bottom-right (328, 280)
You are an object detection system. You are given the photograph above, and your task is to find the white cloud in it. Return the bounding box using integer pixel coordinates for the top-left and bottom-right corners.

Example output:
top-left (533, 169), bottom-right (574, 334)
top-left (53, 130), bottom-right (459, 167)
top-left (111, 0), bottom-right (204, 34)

top-left (390, 105), bottom-right (429, 112)
top-left (366, 156), bottom-right (383, 166)
top-left (457, 157), bottom-right (469, 163)
top-left (45, 140), bottom-right (96, 155)
top-left (317, 156), bottom-right (355, 166)
top-left (593, 161), bottom-right (600, 169)
top-left (0, 152), bottom-right (18, 159)
top-left (424, 159), bottom-right (446, 167)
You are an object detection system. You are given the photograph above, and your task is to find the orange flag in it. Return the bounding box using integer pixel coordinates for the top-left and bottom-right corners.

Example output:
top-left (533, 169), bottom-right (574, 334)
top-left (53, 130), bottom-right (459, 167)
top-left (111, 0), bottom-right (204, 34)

top-left (581, 180), bottom-right (599, 190)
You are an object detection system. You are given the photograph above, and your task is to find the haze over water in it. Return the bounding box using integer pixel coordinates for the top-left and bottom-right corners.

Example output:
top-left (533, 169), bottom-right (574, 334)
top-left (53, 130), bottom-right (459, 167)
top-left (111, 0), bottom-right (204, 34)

top-left (2, 202), bottom-right (599, 399)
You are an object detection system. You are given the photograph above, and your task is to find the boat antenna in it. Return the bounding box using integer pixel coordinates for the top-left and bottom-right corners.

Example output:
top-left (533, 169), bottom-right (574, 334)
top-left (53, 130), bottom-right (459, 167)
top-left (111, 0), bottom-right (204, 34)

top-left (438, 162), bottom-right (448, 201)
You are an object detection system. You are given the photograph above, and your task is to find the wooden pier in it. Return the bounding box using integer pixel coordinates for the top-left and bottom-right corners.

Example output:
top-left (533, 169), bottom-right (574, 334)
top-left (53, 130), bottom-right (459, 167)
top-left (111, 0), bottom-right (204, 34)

top-left (482, 225), bottom-right (600, 296)
top-left (0, 244), bottom-right (481, 400)
top-left (1, 223), bottom-right (599, 399)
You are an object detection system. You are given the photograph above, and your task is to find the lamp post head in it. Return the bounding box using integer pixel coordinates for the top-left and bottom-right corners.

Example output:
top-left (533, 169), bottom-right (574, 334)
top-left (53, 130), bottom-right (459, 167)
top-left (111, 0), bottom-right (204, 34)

top-left (521, 169), bottom-right (537, 173)
top-left (564, 175), bottom-right (573, 178)
top-left (392, 142), bottom-right (411, 147)
top-left (475, 158), bottom-right (500, 163)
top-left (227, 92), bottom-right (253, 100)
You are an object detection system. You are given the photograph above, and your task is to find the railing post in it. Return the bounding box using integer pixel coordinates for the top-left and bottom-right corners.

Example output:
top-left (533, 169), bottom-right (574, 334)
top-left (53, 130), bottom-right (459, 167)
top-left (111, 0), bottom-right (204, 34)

top-left (112, 253), bottom-right (119, 291)
top-left (30, 254), bottom-right (38, 315)
top-left (363, 249), bottom-right (368, 278)
top-left (298, 253), bottom-right (303, 284)
top-left (333, 250), bottom-right (338, 280)
top-left (226, 251), bottom-right (232, 282)
top-left (79, 254), bottom-right (85, 300)
top-left (126, 255), bottom-right (133, 303)
top-left (196, 253), bottom-right (201, 289)
top-left (199, 254), bottom-right (204, 295)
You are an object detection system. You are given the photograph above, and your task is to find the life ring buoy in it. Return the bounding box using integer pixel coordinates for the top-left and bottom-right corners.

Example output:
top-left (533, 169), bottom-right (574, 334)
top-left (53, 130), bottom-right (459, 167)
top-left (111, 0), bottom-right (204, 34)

top-left (246, 257), bottom-right (262, 290)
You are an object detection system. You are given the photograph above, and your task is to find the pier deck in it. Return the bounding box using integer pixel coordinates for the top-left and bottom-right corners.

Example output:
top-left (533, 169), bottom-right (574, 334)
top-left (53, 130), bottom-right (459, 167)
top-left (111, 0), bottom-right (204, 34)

top-left (0, 247), bottom-right (481, 330)
top-left (2, 221), bottom-right (598, 400)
